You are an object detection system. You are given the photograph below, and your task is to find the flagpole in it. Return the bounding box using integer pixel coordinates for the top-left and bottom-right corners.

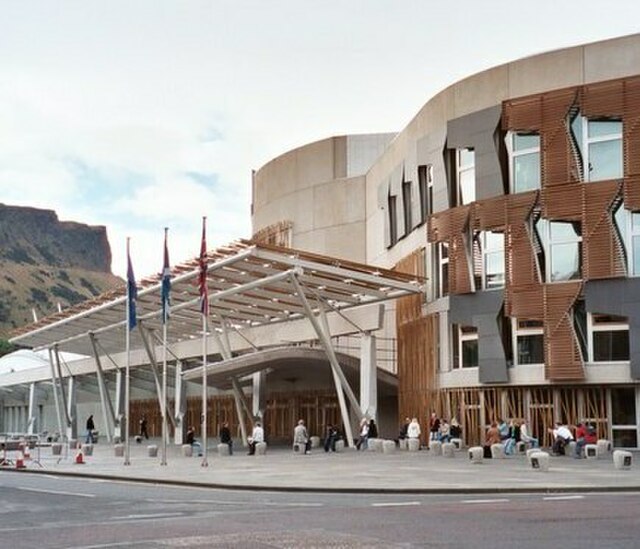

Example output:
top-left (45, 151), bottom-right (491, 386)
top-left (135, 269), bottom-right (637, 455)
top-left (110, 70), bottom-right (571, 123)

top-left (161, 227), bottom-right (169, 466)
top-left (200, 216), bottom-right (209, 467)
top-left (124, 238), bottom-right (131, 466)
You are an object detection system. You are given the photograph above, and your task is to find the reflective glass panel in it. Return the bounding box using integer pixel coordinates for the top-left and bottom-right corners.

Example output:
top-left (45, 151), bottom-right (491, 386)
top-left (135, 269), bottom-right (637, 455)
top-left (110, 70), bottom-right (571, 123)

top-left (632, 236), bottom-right (640, 276)
top-left (461, 339), bottom-right (478, 368)
top-left (593, 330), bottom-right (629, 361)
top-left (588, 120), bottom-right (622, 138)
top-left (459, 148), bottom-right (474, 168)
top-left (514, 152), bottom-right (541, 192)
top-left (550, 221), bottom-right (580, 241)
top-left (589, 139), bottom-right (623, 181)
top-left (513, 133), bottom-right (539, 151)
top-left (459, 169), bottom-right (475, 204)
top-left (550, 242), bottom-right (581, 281)
top-left (485, 251), bottom-right (505, 288)
top-left (517, 334), bottom-right (544, 364)
top-left (611, 387), bottom-right (636, 425)
top-left (612, 429), bottom-right (637, 448)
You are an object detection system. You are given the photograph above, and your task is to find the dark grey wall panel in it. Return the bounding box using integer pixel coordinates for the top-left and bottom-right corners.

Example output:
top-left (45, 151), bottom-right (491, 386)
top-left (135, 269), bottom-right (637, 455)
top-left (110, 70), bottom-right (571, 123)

top-left (446, 105), bottom-right (505, 201)
top-left (585, 279), bottom-right (640, 379)
top-left (450, 289), bottom-right (507, 383)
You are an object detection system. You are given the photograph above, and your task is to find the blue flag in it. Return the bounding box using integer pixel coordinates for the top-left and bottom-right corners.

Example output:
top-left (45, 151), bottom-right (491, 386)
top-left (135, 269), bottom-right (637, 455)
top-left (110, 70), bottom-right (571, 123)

top-left (127, 246), bottom-right (138, 331)
top-left (161, 229), bottom-right (171, 324)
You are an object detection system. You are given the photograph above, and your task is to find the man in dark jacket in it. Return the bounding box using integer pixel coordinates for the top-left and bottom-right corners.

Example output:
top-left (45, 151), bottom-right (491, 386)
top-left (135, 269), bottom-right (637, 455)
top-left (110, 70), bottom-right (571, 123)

top-left (85, 415), bottom-right (95, 444)
top-left (219, 422), bottom-right (233, 455)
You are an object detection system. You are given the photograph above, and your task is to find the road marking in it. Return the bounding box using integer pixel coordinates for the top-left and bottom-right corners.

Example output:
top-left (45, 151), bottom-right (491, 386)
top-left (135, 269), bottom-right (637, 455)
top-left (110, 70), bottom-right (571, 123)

top-left (461, 498), bottom-right (510, 504)
top-left (371, 501), bottom-right (421, 507)
top-left (110, 512), bottom-right (184, 520)
top-left (17, 487), bottom-right (95, 498)
top-left (543, 495), bottom-right (585, 501)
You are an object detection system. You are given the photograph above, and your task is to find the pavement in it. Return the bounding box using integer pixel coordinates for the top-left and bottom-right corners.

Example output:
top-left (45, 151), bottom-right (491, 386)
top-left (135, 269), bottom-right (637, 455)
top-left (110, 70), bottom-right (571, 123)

top-left (3, 438), bottom-right (640, 494)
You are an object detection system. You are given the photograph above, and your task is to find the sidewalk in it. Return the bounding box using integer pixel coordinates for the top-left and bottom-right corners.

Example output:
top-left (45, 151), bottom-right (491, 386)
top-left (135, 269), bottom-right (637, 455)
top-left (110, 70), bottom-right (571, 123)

top-left (5, 440), bottom-right (640, 494)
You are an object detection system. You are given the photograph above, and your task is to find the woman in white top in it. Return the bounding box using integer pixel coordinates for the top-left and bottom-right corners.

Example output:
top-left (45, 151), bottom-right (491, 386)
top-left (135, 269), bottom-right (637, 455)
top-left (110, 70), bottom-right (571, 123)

top-left (407, 417), bottom-right (421, 439)
top-left (356, 418), bottom-right (369, 451)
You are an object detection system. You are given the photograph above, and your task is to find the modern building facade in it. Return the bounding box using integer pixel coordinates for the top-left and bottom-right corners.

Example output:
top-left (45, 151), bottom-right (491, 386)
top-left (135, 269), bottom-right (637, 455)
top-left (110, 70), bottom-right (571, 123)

top-left (252, 34), bottom-right (640, 448)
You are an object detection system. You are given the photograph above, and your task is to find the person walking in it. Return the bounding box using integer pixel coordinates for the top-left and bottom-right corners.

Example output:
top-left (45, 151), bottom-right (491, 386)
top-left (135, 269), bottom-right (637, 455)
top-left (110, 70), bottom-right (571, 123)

top-left (85, 415), bottom-right (95, 444)
top-left (428, 412), bottom-right (440, 441)
top-left (356, 418), bottom-right (369, 450)
top-left (219, 421), bottom-right (233, 455)
top-left (139, 415), bottom-right (149, 440)
top-left (293, 419), bottom-right (312, 454)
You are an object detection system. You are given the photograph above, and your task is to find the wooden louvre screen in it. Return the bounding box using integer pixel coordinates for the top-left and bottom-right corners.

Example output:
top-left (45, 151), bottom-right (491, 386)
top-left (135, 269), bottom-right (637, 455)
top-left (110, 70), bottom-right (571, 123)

top-left (543, 281), bottom-right (584, 381)
top-left (541, 184), bottom-right (582, 221)
top-left (624, 174), bottom-right (640, 211)
top-left (394, 248), bottom-right (426, 326)
top-left (583, 180), bottom-right (626, 280)
top-left (624, 78), bottom-right (640, 182)
top-left (472, 195), bottom-right (507, 231)
top-left (582, 79), bottom-right (625, 119)
top-left (502, 96), bottom-right (542, 132)
top-left (507, 285), bottom-right (544, 320)
top-left (448, 206), bottom-right (473, 294)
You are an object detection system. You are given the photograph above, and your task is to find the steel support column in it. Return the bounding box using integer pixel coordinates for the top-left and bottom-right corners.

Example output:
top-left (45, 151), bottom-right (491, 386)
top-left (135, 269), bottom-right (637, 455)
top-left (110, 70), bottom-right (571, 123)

top-left (360, 332), bottom-right (378, 421)
top-left (66, 376), bottom-right (78, 440)
top-left (88, 334), bottom-right (116, 443)
top-left (27, 383), bottom-right (37, 435)
top-left (47, 348), bottom-right (64, 440)
top-left (174, 360), bottom-right (186, 445)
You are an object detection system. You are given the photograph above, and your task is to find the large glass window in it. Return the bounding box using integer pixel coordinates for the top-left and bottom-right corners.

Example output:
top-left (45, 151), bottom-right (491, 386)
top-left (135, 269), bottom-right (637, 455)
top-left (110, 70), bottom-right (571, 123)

top-left (570, 114), bottom-right (623, 182)
top-left (457, 148), bottom-right (475, 205)
top-left (434, 242), bottom-right (449, 298)
top-left (509, 132), bottom-right (540, 193)
top-left (536, 219), bottom-right (582, 282)
top-left (452, 324), bottom-right (478, 369)
top-left (512, 319), bottom-right (544, 365)
top-left (614, 204), bottom-right (640, 276)
top-left (387, 194), bottom-right (397, 247)
top-left (611, 387), bottom-right (637, 448)
top-left (478, 231), bottom-right (505, 289)
top-left (402, 180), bottom-right (412, 235)
top-left (418, 164), bottom-right (433, 224)
top-left (589, 313), bottom-right (629, 362)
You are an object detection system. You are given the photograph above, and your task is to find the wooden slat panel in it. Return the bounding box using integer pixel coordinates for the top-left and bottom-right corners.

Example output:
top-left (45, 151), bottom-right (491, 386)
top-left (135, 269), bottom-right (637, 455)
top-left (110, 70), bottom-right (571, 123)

top-left (473, 195), bottom-right (507, 231)
top-left (583, 180), bottom-right (626, 279)
top-left (507, 285), bottom-right (544, 320)
top-left (542, 181), bottom-right (583, 221)
top-left (394, 248), bottom-right (426, 326)
top-left (623, 77), bottom-right (640, 177)
top-left (447, 206), bottom-right (473, 295)
top-left (544, 281), bottom-right (584, 381)
top-left (503, 95), bottom-right (542, 132)
top-left (582, 79), bottom-right (625, 118)
top-left (541, 88), bottom-right (580, 187)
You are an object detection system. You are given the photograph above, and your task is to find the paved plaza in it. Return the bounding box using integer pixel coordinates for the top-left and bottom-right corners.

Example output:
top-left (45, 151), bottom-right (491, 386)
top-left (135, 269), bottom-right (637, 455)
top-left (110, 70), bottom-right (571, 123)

top-left (5, 439), bottom-right (640, 494)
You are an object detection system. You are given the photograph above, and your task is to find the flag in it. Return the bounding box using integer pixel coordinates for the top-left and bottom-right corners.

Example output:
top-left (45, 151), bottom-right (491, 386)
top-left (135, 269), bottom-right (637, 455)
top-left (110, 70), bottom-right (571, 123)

top-left (161, 228), bottom-right (171, 324)
top-left (199, 217), bottom-right (208, 316)
top-left (127, 244), bottom-right (138, 331)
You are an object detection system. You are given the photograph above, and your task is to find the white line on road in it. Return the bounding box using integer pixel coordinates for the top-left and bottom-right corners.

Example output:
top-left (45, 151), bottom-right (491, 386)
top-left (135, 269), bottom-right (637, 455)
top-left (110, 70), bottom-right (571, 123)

top-left (461, 499), bottom-right (510, 504)
top-left (543, 495), bottom-right (585, 501)
top-left (17, 487), bottom-right (96, 498)
top-left (110, 512), bottom-right (184, 520)
top-left (371, 501), bottom-right (421, 507)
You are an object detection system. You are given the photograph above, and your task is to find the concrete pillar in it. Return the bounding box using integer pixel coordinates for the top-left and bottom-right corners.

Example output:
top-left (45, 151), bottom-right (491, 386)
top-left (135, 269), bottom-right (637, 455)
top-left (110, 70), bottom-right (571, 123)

top-left (66, 377), bottom-right (77, 441)
top-left (252, 371), bottom-right (266, 420)
top-left (114, 370), bottom-right (126, 441)
top-left (174, 361), bottom-right (186, 445)
top-left (27, 383), bottom-right (37, 435)
top-left (360, 332), bottom-right (378, 420)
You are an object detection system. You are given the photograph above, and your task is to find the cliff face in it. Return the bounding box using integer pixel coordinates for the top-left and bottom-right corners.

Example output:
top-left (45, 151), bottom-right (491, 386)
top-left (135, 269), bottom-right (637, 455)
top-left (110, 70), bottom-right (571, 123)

top-left (0, 204), bottom-right (122, 336)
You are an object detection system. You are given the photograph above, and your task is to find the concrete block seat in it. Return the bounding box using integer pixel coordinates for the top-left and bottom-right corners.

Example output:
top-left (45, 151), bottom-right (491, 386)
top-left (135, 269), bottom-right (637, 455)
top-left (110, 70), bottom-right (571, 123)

top-left (490, 443), bottom-right (506, 459)
top-left (585, 444), bottom-right (598, 460)
top-left (147, 445), bottom-right (158, 457)
top-left (256, 442), bottom-right (267, 455)
top-left (516, 441), bottom-right (527, 455)
top-left (310, 436), bottom-right (320, 449)
top-left (529, 451), bottom-right (550, 471)
top-left (429, 440), bottom-right (442, 455)
top-left (51, 443), bottom-right (63, 456)
top-left (597, 439), bottom-right (612, 459)
top-left (468, 446), bottom-right (483, 464)
top-left (566, 441), bottom-right (577, 458)
top-left (382, 440), bottom-right (396, 454)
top-left (217, 443), bottom-right (230, 456)
top-left (81, 443), bottom-right (94, 456)
top-left (114, 444), bottom-right (124, 457)
top-left (526, 448), bottom-right (540, 465)
top-left (407, 438), bottom-right (420, 452)
top-left (613, 450), bottom-right (633, 470)
top-left (442, 442), bottom-right (455, 458)
top-left (334, 440), bottom-right (345, 453)
top-left (182, 444), bottom-right (193, 457)
top-left (450, 438), bottom-right (463, 450)
top-left (398, 438), bottom-right (408, 451)
top-left (367, 438), bottom-right (384, 452)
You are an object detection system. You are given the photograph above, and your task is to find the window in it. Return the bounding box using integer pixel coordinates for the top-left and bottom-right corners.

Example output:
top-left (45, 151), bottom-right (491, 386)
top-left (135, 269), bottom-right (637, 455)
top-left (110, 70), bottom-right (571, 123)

top-left (456, 148), bottom-right (475, 205)
top-left (589, 313), bottom-right (629, 362)
top-left (387, 194), bottom-right (397, 247)
top-left (452, 324), bottom-right (478, 369)
top-left (611, 387), bottom-right (637, 448)
top-left (536, 219), bottom-right (582, 282)
top-left (418, 164), bottom-right (433, 223)
top-left (475, 231), bottom-right (505, 289)
top-left (570, 113), bottom-right (623, 182)
top-left (614, 204), bottom-right (640, 276)
top-left (509, 132), bottom-right (540, 193)
top-left (512, 319), bottom-right (544, 365)
top-left (402, 180), bottom-right (412, 235)
top-left (434, 242), bottom-right (449, 298)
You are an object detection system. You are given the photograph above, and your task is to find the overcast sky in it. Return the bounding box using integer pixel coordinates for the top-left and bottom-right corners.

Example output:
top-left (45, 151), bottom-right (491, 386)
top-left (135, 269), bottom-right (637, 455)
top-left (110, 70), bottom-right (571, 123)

top-left (1, 1), bottom-right (640, 278)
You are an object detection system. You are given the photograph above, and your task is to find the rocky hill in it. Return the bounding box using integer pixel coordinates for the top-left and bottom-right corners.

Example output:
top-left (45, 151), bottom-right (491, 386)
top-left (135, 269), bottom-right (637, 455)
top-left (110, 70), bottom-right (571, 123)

top-left (0, 204), bottom-right (122, 337)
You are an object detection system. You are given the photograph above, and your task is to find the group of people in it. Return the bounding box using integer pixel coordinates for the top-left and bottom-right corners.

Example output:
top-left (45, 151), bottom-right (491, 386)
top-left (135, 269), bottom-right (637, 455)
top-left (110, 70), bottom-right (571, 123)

top-left (397, 413), bottom-right (463, 446)
top-left (548, 421), bottom-right (597, 458)
top-left (483, 418), bottom-right (538, 457)
top-left (356, 417), bottom-right (378, 450)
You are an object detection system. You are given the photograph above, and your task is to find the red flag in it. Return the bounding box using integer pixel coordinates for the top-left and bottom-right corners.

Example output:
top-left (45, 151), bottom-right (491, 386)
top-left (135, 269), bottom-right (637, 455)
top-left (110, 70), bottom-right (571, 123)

top-left (199, 217), bottom-right (208, 316)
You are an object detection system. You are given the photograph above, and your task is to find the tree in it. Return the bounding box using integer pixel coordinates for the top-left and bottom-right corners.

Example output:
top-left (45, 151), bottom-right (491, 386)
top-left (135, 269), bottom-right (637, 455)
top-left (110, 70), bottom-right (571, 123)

top-left (0, 339), bottom-right (15, 358)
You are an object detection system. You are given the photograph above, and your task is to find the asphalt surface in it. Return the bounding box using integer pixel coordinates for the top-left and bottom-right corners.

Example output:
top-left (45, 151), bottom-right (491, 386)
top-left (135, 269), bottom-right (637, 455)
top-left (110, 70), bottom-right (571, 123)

top-left (5, 439), bottom-right (640, 494)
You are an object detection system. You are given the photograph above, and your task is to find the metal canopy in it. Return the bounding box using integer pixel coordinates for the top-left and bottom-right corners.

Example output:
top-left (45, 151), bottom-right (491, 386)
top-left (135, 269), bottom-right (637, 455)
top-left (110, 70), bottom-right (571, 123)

top-left (10, 240), bottom-right (424, 355)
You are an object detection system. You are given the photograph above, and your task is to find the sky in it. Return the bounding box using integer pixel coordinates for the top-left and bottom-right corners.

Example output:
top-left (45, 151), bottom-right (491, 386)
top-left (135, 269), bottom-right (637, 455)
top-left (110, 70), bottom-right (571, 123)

top-left (1, 1), bottom-right (640, 278)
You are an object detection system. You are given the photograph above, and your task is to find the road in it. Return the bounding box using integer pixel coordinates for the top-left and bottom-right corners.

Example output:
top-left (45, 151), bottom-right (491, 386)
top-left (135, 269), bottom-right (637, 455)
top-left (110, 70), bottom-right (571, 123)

top-left (1, 472), bottom-right (639, 548)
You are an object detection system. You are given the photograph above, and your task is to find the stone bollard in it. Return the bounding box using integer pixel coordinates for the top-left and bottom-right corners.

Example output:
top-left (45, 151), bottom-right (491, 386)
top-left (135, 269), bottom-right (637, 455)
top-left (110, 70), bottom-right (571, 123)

top-left (367, 438), bottom-right (384, 452)
top-left (81, 444), bottom-right (94, 456)
top-left (468, 446), bottom-right (483, 464)
top-left (566, 441), bottom-right (577, 458)
top-left (516, 441), bottom-right (527, 455)
top-left (217, 443), bottom-right (230, 457)
top-left (334, 440), bottom-right (345, 453)
top-left (398, 438), bottom-right (408, 451)
top-left (597, 439), bottom-right (612, 459)
top-left (491, 443), bottom-right (506, 459)
top-left (529, 451), bottom-right (550, 471)
top-left (310, 436), bottom-right (320, 449)
top-left (256, 442), bottom-right (267, 455)
top-left (442, 442), bottom-right (455, 458)
top-left (585, 444), bottom-right (598, 460)
top-left (182, 444), bottom-right (193, 457)
top-left (526, 448), bottom-right (539, 465)
top-left (114, 444), bottom-right (124, 457)
top-left (383, 440), bottom-right (396, 454)
top-left (51, 443), bottom-right (63, 456)
top-left (429, 440), bottom-right (443, 456)
top-left (450, 438), bottom-right (463, 450)
top-left (407, 438), bottom-right (420, 452)
top-left (613, 450), bottom-right (633, 470)
top-left (147, 445), bottom-right (158, 457)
